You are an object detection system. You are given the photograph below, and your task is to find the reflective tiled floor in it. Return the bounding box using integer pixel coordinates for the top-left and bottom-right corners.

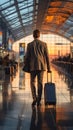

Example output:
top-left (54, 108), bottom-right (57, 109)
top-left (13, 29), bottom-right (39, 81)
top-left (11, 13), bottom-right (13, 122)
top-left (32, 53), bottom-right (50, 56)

top-left (0, 64), bottom-right (73, 130)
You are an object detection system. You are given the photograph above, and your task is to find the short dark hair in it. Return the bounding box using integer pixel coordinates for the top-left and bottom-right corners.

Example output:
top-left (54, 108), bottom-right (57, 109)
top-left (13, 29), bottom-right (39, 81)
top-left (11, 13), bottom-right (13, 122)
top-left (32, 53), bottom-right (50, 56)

top-left (33, 29), bottom-right (40, 38)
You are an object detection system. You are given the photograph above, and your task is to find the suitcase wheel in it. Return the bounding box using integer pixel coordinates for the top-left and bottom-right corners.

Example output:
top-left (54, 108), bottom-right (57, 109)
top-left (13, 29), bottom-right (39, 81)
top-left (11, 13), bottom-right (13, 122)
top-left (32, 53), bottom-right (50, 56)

top-left (45, 101), bottom-right (56, 106)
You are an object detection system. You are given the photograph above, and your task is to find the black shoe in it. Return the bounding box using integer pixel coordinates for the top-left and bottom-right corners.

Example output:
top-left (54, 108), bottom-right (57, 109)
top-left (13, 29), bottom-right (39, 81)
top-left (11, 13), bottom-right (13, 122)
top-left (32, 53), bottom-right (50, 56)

top-left (32, 100), bottom-right (37, 107)
top-left (37, 101), bottom-right (41, 107)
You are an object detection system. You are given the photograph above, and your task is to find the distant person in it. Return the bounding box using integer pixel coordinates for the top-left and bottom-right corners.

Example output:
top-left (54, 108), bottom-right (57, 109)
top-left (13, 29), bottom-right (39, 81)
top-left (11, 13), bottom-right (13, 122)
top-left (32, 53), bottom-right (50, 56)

top-left (0, 56), bottom-right (3, 65)
top-left (24, 29), bottom-right (50, 107)
top-left (3, 54), bottom-right (10, 66)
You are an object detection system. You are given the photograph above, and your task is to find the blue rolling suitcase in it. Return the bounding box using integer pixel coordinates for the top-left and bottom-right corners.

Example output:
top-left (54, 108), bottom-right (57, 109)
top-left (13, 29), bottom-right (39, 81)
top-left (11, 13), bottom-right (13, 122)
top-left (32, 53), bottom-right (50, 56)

top-left (44, 72), bottom-right (56, 105)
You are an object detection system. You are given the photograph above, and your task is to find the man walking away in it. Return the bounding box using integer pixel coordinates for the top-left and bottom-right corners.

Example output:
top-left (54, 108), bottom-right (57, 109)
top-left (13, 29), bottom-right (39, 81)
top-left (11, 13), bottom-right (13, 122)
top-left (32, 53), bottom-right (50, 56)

top-left (24, 29), bottom-right (50, 108)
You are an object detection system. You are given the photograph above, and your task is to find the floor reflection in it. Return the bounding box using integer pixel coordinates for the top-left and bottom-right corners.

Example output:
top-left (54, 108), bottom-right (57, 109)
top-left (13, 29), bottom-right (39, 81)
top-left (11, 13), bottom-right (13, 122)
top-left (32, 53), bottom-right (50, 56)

top-left (30, 107), bottom-right (43, 130)
top-left (0, 64), bottom-right (73, 129)
top-left (30, 106), bottom-right (57, 130)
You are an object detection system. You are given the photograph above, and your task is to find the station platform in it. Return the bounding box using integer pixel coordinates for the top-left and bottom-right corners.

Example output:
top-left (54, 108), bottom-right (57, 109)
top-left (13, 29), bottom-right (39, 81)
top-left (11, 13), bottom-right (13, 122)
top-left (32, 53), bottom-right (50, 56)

top-left (0, 64), bottom-right (73, 130)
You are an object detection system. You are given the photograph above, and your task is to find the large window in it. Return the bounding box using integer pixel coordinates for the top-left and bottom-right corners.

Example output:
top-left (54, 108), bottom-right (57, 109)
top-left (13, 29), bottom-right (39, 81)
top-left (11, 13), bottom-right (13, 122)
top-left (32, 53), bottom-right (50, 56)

top-left (8, 34), bottom-right (14, 50)
top-left (19, 43), bottom-right (25, 63)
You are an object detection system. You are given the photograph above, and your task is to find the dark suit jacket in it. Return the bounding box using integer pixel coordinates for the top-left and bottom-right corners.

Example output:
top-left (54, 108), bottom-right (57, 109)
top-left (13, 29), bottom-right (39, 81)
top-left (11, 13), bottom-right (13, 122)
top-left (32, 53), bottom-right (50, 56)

top-left (24, 39), bottom-right (50, 72)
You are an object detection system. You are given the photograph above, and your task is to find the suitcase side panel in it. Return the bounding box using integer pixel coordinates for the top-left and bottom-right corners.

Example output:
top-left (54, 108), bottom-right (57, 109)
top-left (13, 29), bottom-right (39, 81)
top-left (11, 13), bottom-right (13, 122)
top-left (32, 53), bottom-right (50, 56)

top-left (44, 83), bottom-right (56, 105)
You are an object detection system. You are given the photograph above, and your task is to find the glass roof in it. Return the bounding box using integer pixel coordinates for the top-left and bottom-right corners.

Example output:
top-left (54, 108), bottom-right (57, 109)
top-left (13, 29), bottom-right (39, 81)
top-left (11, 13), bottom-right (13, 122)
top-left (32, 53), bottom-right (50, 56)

top-left (0, 0), bottom-right (36, 40)
top-left (0, 0), bottom-right (73, 41)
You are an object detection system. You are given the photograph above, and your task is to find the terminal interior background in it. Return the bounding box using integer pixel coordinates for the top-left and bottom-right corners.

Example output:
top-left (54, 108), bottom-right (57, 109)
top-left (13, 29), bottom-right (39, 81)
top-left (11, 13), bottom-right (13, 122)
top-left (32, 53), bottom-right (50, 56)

top-left (0, 0), bottom-right (73, 130)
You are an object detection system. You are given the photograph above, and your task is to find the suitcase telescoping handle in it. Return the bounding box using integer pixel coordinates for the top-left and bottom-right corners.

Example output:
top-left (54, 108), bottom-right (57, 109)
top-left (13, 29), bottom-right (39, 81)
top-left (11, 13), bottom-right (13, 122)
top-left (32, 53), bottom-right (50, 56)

top-left (47, 71), bottom-right (52, 83)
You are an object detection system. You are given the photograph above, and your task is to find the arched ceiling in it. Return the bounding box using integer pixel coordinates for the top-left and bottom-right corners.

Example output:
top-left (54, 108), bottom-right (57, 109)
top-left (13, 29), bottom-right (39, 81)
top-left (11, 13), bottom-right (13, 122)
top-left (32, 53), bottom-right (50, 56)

top-left (0, 0), bottom-right (73, 41)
